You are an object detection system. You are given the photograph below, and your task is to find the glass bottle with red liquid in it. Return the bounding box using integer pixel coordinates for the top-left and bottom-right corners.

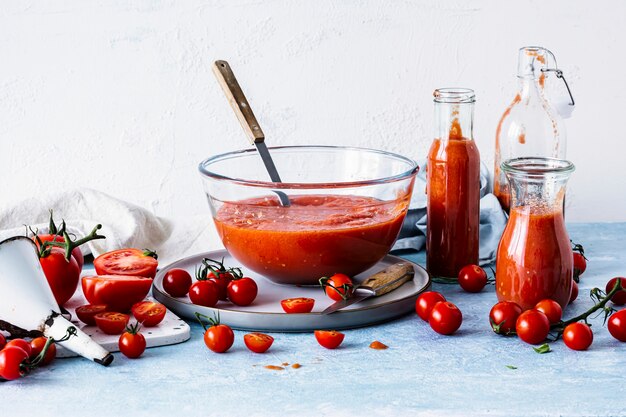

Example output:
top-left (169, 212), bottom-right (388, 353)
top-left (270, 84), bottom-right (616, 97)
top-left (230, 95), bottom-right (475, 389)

top-left (427, 88), bottom-right (480, 281)
top-left (495, 157), bottom-right (575, 310)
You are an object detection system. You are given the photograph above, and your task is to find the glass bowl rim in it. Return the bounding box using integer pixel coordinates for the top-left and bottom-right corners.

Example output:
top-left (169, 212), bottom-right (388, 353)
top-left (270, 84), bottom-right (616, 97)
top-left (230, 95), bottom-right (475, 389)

top-left (198, 145), bottom-right (419, 189)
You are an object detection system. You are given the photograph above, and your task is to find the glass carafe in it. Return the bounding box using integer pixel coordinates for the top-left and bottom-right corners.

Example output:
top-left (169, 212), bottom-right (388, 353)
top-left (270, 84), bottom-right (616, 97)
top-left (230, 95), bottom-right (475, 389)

top-left (427, 88), bottom-right (480, 280)
top-left (494, 46), bottom-right (567, 213)
top-left (495, 157), bottom-right (575, 310)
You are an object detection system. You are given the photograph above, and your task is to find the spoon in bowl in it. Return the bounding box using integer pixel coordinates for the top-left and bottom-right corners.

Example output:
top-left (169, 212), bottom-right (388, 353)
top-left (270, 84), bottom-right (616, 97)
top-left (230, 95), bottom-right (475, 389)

top-left (212, 60), bottom-right (290, 207)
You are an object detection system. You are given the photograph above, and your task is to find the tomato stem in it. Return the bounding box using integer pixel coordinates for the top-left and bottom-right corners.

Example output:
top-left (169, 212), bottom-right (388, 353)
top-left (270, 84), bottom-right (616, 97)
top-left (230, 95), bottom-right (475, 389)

top-left (40, 222), bottom-right (105, 261)
top-left (142, 249), bottom-right (158, 259)
top-left (318, 277), bottom-right (353, 301)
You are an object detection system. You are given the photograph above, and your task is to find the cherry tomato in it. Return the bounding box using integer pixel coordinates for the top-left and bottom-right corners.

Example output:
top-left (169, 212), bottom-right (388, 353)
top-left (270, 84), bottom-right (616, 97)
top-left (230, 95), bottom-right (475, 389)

top-left (39, 247), bottom-right (80, 307)
top-left (0, 346), bottom-right (29, 380)
top-left (189, 280), bottom-right (219, 307)
top-left (281, 298), bottom-right (315, 314)
top-left (535, 299), bottom-right (563, 325)
top-left (573, 252), bottom-right (586, 277)
top-left (606, 277), bottom-right (626, 306)
top-left (429, 301), bottom-right (462, 335)
top-left (34, 234), bottom-right (84, 271)
top-left (163, 269), bottom-right (193, 297)
top-left (0, 333), bottom-right (5, 350)
top-left (321, 273), bottom-right (354, 302)
top-left (131, 301), bottom-right (166, 327)
top-left (314, 330), bottom-right (345, 349)
top-left (569, 280), bottom-right (579, 304)
top-left (227, 277), bottom-right (258, 306)
top-left (415, 291), bottom-right (447, 322)
top-left (244, 333), bottom-right (274, 353)
top-left (489, 301), bottom-right (522, 335)
top-left (458, 264), bottom-right (488, 293)
top-left (75, 304), bottom-right (108, 326)
top-left (515, 310), bottom-right (550, 345)
top-left (94, 248), bottom-right (158, 278)
top-left (29, 337), bottom-right (56, 366)
top-left (204, 323), bottom-right (234, 353)
top-left (563, 322), bottom-right (593, 351)
top-left (82, 275), bottom-right (153, 312)
top-left (6, 339), bottom-right (32, 356)
top-left (94, 312), bottom-right (130, 335)
top-left (608, 309), bottom-right (626, 342)
top-left (209, 271), bottom-right (235, 301)
top-left (119, 326), bottom-right (146, 359)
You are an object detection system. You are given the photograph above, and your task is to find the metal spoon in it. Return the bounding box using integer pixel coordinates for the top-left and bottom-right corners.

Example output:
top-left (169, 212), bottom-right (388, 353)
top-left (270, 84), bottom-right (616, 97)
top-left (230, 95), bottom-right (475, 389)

top-left (212, 60), bottom-right (290, 207)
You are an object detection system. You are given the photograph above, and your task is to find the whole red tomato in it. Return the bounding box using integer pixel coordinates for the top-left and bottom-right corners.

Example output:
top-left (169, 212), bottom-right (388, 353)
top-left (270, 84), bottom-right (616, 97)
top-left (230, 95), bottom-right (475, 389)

top-left (209, 270), bottom-right (235, 301)
top-left (415, 291), bottom-right (446, 322)
top-left (314, 330), bottom-right (345, 349)
top-left (573, 252), bottom-right (586, 278)
top-left (189, 280), bottom-right (219, 307)
top-left (516, 310), bottom-right (550, 345)
top-left (163, 269), bottom-right (193, 297)
top-left (119, 325), bottom-right (147, 359)
top-left (6, 339), bottom-right (32, 356)
top-left (489, 301), bottom-right (522, 335)
top-left (94, 248), bottom-right (158, 278)
top-left (535, 299), bottom-right (563, 325)
top-left (563, 322), bottom-right (593, 351)
top-left (606, 277), bottom-right (626, 306)
top-left (204, 323), bottom-right (234, 353)
top-left (29, 337), bottom-right (56, 366)
top-left (429, 301), bottom-right (462, 335)
top-left (608, 309), bottom-right (626, 342)
top-left (35, 234), bottom-right (84, 271)
top-left (0, 346), bottom-right (29, 380)
top-left (0, 333), bottom-right (5, 350)
top-left (39, 247), bottom-right (81, 306)
top-left (569, 280), bottom-right (579, 304)
top-left (320, 274), bottom-right (354, 302)
top-left (227, 277), bottom-right (258, 306)
top-left (458, 265), bottom-right (488, 293)
top-left (244, 333), bottom-right (274, 353)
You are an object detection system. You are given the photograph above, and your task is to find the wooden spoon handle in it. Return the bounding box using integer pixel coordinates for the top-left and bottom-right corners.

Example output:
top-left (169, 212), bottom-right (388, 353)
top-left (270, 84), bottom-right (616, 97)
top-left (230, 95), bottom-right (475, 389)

top-left (212, 60), bottom-right (264, 145)
top-left (361, 262), bottom-right (414, 296)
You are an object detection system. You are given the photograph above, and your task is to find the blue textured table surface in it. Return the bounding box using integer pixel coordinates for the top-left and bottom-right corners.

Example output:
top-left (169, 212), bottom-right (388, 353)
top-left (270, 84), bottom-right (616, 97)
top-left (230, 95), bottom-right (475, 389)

top-left (3, 223), bottom-right (626, 417)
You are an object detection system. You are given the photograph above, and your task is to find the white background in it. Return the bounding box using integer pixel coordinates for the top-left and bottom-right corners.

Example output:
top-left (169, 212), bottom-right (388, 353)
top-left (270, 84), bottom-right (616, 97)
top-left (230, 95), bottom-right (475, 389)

top-left (1, 1), bottom-right (624, 223)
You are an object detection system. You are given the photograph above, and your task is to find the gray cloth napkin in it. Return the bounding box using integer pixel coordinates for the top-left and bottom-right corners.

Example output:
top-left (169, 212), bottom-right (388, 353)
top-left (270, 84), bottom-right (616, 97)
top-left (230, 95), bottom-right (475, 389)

top-left (392, 160), bottom-right (507, 265)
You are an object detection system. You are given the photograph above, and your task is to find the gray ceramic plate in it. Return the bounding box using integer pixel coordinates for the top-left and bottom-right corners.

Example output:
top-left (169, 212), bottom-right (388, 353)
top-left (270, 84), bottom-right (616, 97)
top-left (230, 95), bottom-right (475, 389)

top-left (152, 250), bottom-right (430, 332)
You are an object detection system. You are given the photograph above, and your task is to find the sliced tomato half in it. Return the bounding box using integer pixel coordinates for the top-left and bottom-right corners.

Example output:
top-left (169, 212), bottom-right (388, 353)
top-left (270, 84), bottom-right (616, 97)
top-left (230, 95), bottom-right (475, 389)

top-left (131, 301), bottom-right (166, 327)
top-left (94, 248), bottom-right (158, 278)
top-left (82, 275), bottom-right (153, 312)
top-left (75, 304), bottom-right (108, 326)
top-left (281, 298), bottom-right (315, 314)
top-left (94, 312), bottom-right (130, 335)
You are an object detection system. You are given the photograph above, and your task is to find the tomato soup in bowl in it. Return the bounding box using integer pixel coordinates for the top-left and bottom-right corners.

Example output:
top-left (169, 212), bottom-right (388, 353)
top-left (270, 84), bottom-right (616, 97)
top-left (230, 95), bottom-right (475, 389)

top-left (199, 146), bottom-right (418, 285)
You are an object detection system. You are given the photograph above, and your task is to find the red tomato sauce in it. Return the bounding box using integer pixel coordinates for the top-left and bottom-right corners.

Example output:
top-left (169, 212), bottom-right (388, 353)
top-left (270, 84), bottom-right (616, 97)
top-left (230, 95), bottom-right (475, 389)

top-left (214, 195), bottom-right (408, 284)
top-left (496, 206), bottom-right (573, 310)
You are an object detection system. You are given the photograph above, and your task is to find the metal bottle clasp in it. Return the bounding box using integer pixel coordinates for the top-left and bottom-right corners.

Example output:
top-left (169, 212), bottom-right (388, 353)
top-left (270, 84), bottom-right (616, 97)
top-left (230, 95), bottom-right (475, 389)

top-left (541, 68), bottom-right (575, 105)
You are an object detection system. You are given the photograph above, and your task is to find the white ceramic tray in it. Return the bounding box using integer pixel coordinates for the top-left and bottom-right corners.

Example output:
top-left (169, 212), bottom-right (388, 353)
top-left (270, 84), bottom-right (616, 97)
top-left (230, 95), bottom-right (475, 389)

top-left (152, 250), bottom-right (430, 332)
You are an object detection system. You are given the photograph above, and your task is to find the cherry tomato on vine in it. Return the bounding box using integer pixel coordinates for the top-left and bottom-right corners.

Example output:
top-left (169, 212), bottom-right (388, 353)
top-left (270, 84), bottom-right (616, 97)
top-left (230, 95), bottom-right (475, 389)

top-left (281, 298), bottom-right (315, 314)
top-left (563, 322), bottom-right (593, 351)
top-left (75, 304), bottom-right (107, 326)
top-left (6, 339), bottom-right (32, 356)
top-left (608, 309), bottom-right (626, 342)
top-left (29, 337), bottom-right (56, 366)
top-left (203, 322), bottom-right (234, 353)
top-left (227, 277), bottom-right (258, 306)
top-left (244, 333), bottom-right (274, 353)
top-left (458, 265), bottom-right (488, 293)
top-left (39, 247), bottom-right (81, 307)
top-left (573, 252), bottom-right (586, 277)
top-left (131, 301), bottom-right (166, 327)
top-left (119, 324), bottom-right (146, 359)
top-left (429, 301), bottom-right (462, 335)
top-left (163, 268), bottom-right (192, 297)
top-left (209, 270), bottom-right (236, 301)
top-left (569, 280), bottom-right (579, 304)
top-left (314, 330), bottom-right (345, 349)
top-left (189, 280), bottom-right (219, 307)
top-left (94, 248), bottom-right (158, 278)
top-left (95, 312), bottom-right (130, 335)
top-left (535, 299), bottom-right (563, 325)
top-left (320, 274), bottom-right (354, 302)
top-left (415, 291), bottom-right (446, 321)
top-left (606, 277), bottom-right (626, 306)
top-left (0, 346), bottom-right (29, 380)
top-left (0, 333), bottom-right (5, 350)
top-left (489, 301), bottom-right (522, 335)
top-left (515, 310), bottom-right (550, 345)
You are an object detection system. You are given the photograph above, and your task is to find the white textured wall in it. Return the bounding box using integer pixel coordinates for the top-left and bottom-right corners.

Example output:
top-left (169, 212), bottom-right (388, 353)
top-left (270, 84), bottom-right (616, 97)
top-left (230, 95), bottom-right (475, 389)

top-left (1, 1), bottom-right (624, 222)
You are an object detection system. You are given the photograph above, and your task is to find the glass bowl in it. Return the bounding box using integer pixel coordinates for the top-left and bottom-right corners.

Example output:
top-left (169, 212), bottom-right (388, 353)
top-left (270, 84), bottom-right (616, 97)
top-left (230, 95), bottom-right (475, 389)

top-left (198, 145), bottom-right (418, 285)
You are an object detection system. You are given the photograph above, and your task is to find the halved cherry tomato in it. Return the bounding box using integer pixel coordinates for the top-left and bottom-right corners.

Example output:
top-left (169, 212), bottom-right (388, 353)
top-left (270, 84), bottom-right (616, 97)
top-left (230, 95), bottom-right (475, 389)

top-left (415, 291), bottom-right (446, 321)
top-left (516, 310), bottom-right (550, 345)
top-left (281, 298), bottom-right (315, 314)
top-left (6, 339), bottom-right (32, 356)
top-left (458, 265), bottom-right (488, 293)
top-left (204, 323), bottom-right (234, 353)
top-left (189, 280), bottom-right (219, 307)
top-left (535, 299), bottom-right (563, 325)
top-left (119, 324), bottom-right (146, 359)
top-left (75, 304), bottom-right (108, 326)
top-left (244, 333), bottom-right (274, 353)
top-left (314, 330), bottom-right (345, 349)
top-left (82, 275), bottom-right (152, 312)
top-left (606, 277), bottom-right (626, 306)
top-left (608, 309), bottom-right (626, 342)
top-left (30, 337), bottom-right (56, 366)
top-left (320, 274), bottom-right (354, 302)
top-left (227, 277), bottom-right (258, 306)
top-left (489, 301), bottom-right (522, 335)
top-left (94, 312), bottom-right (130, 335)
top-left (94, 248), bottom-right (158, 278)
top-left (563, 322), bottom-right (593, 351)
top-left (0, 346), bottom-right (29, 380)
top-left (131, 301), bottom-right (166, 327)
top-left (163, 269), bottom-right (192, 297)
top-left (429, 301), bottom-right (462, 335)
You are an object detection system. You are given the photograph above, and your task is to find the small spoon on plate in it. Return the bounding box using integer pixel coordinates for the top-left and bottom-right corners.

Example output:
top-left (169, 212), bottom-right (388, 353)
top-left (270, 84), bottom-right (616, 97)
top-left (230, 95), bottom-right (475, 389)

top-left (212, 60), bottom-right (290, 207)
